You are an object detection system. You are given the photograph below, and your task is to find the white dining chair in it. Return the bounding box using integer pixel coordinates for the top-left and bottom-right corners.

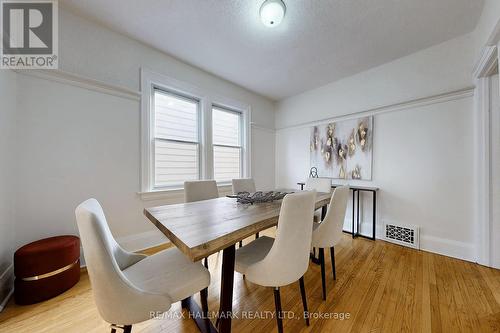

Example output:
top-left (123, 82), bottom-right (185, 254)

top-left (304, 177), bottom-right (332, 222)
top-left (311, 186), bottom-right (349, 300)
top-left (232, 178), bottom-right (260, 244)
top-left (231, 178), bottom-right (256, 194)
top-left (184, 180), bottom-right (220, 265)
top-left (234, 191), bottom-right (317, 333)
top-left (76, 199), bottom-right (210, 333)
top-left (184, 180), bottom-right (219, 203)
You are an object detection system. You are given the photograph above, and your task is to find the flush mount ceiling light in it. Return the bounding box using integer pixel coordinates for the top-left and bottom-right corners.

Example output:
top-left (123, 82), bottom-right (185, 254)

top-left (260, 0), bottom-right (286, 27)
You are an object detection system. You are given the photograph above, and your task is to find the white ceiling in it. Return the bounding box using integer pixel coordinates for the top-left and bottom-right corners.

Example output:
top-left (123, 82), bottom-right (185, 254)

top-left (61, 0), bottom-right (484, 101)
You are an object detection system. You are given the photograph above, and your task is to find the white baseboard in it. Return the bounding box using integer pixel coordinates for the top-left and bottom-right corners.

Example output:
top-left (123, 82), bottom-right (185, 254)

top-left (419, 235), bottom-right (475, 263)
top-left (116, 230), bottom-right (169, 253)
top-left (0, 264), bottom-right (14, 312)
top-left (359, 221), bottom-right (475, 262)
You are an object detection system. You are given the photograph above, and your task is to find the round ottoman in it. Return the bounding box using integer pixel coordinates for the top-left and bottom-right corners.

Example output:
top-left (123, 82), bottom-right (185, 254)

top-left (14, 235), bottom-right (80, 305)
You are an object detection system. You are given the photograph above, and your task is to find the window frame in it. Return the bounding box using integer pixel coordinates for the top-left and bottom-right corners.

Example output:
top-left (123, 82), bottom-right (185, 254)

top-left (141, 68), bottom-right (251, 194)
top-left (212, 105), bottom-right (244, 184)
top-left (152, 87), bottom-right (202, 190)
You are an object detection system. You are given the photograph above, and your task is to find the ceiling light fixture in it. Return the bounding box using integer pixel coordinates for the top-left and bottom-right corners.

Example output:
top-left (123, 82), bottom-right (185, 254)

top-left (260, 0), bottom-right (286, 28)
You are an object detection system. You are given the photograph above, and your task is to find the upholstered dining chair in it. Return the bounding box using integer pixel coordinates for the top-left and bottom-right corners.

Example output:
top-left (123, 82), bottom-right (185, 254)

top-left (304, 177), bottom-right (332, 222)
top-left (234, 191), bottom-right (317, 333)
top-left (311, 186), bottom-right (349, 300)
top-left (76, 199), bottom-right (210, 333)
top-left (184, 180), bottom-right (219, 265)
top-left (232, 178), bottom-right (260, 244)
top-left (231, 178), bottom-right (256, 194)
top-left (184, 180), bottom-right (219, 203)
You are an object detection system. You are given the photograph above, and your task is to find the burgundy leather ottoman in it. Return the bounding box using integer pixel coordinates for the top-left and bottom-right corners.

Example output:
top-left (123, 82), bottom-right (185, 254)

top-left (14, 235), bottom-right (80, 305)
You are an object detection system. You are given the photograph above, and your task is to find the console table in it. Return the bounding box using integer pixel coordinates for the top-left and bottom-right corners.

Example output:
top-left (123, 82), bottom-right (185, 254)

top-left (297, 182), bottom-right (378, 240)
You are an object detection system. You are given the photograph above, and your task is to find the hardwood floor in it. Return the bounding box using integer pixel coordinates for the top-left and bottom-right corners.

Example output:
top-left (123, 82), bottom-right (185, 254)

top-left (1, 231), bottom-right (500, 333)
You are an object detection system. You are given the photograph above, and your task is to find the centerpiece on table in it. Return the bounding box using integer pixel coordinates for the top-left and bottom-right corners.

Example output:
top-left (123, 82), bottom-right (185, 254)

top-left (227, 191), bottom-right (292, 204)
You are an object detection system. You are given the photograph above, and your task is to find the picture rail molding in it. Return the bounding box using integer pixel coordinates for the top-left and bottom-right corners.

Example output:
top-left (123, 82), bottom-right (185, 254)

top-left (275, 86), bottom-right (474, 131)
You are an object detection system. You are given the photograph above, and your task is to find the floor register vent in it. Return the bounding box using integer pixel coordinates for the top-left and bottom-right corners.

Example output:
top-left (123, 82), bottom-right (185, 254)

top-left (384, 222), bottom-right (419, 249)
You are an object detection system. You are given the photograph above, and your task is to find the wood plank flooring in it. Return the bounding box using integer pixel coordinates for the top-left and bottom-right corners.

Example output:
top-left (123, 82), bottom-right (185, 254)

top-left (1, 230), bottom-right (499, 333)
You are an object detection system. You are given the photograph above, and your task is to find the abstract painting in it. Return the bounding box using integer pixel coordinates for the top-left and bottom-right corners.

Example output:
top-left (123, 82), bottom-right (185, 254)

top-left (310, 116), bottom-right (373, 180)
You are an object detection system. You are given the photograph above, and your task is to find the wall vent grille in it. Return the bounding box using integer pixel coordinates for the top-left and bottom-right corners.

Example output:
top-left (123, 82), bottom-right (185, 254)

top-left (384, 223), bottom-right (419, 249)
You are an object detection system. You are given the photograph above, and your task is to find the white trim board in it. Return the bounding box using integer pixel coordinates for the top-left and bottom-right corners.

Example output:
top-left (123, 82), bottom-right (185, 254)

top-left (419, 235), bottom-right (475, 263)
top-left (0, 264), bottom-right (14, 312)
top-left (473, 45), bottom-right (499, 267)
top-left (251, 123), bottom-right (275, 133)
top-left (14, 69), bottom-right (141, 101)
top-left (275, 87), bottom-right (474, 131)
top-left (138, 184), bottom-right (232, 201)
top-left (356, 220), bottom-right (475, 263)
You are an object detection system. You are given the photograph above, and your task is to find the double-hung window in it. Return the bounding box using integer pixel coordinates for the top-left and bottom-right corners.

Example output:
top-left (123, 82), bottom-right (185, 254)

top-left (212, 107), bottom-right (243, 183)
top-left (141, 69), bottom-right (249, 194)
top-left (152, 89), bottom-right (200, 188)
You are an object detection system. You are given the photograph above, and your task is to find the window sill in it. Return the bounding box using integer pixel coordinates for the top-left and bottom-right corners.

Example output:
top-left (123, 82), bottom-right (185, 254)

top-left (138, 184), bottom-right (232, 201)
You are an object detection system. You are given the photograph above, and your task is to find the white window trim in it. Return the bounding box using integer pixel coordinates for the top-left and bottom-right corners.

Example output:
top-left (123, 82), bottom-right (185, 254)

top-left (140, 68), bottom-right (251, 195)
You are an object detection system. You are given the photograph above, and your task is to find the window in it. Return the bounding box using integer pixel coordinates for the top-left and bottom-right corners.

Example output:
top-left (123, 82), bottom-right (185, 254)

top-left (153, 89), bottom-right (200, 188)
top-left (212, 107), bottom-right (242, 182)
top-left (141, 69), bottom-right (250, 193)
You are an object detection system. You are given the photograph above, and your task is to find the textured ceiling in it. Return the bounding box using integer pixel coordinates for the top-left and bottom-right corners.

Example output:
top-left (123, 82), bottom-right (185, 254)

top-left (61, 0), bottom-right (484, 101)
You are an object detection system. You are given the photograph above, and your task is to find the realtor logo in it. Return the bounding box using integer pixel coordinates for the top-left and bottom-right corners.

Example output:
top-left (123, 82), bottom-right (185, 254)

top-left (1, 0), bottom-right (58, 69)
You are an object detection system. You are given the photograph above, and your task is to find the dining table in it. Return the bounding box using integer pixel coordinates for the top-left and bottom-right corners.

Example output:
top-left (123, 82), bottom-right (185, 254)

top-left (144, 190), bottom-right (332, 333)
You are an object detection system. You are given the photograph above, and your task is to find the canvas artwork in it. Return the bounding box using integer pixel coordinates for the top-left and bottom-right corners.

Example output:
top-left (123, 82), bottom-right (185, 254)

top-left (310, 116), bottom-right (373, 180)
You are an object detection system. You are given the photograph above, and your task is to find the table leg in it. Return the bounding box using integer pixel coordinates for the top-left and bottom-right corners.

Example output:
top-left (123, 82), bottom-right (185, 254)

top-left (356, 190), bottom-right (360, 237)
top-left (218, 244), bottom-right (235, 333)
top-left (181, 296), bottom-right (218, 333)
top-left (321, 204), bottom-right (327, 221)
top-left (372, 191), bottom-right (377, 240)
top-left (352, 190), bottom-right (356, 238)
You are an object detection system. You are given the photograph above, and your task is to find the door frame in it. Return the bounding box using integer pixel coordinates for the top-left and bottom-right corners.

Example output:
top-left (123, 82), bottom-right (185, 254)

top-left (473, 45), bottom-right (498, 266)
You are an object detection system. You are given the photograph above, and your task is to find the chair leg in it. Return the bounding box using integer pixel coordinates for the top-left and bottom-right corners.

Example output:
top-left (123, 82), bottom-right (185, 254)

top-left (239, 241), bottom-right (243, 248)
top-left (110, 325), bottom-right (131, 333)
top-left (330, 246), bottom-right (336, 280)
top-left (319, 248), bottom-right (326, 300)
top-left (200, 287), bottom-right (210, 330)
top-left (273, 287), bottom-right (284, 333)
top-left (298, 277), bottom-right (309, 326)
top-left (204, 257), bottom-right (208, 268)
top-left (255, 232), bottom-right (259, 239)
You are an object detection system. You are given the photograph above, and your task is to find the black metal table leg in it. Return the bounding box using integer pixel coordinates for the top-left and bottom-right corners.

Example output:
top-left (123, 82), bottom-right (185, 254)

top-left (218, 245), bottom-right (235, 333)
top-left (181, 296), bottom-right (218, 333)
top-left (321, 205), bottom-right (327, 221)
top-left (372, 190), bottom-right (377, 240)
top-left (356, 189), bottom-right (360, 237)
top-left (352, 189), bottom-right (356, 238)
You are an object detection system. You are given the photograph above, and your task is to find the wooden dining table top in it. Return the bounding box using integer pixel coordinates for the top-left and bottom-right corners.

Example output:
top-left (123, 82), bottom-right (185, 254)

top-left (144, 190), bottom-right (332, 261)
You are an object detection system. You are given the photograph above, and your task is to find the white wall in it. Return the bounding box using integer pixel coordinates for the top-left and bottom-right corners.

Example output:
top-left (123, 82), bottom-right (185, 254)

top-left (11, 8), bottom-right (276, 254)
top-left (0, 70), bottom-right (17, 308)
top-left (275, 34), bottom-right (477, 261)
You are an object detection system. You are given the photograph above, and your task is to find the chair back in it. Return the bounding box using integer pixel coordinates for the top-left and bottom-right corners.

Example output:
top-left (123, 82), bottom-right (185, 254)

top-left (76, 199), bottom-right (170, 324)
top-left (232, 178), bottom-right (256, 194)
top-left (248, 191), bottom-right (316, 286)
top-left (184, 180), bottom-right (219, 203)
top-left (305, 177), bottom-right (331, 193)
top-left (312, 186), bottom-right (350, 248)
